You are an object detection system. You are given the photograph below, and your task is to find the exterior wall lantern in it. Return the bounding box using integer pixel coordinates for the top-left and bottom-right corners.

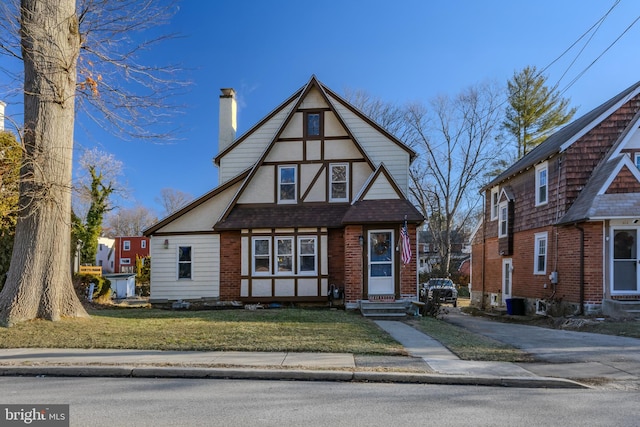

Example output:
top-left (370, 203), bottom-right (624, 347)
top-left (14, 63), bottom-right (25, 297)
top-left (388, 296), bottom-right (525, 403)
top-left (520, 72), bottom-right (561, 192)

top-left (163, 239), bottom-right (169, 249)
top-left (358, 235), bottom-right (364, 247)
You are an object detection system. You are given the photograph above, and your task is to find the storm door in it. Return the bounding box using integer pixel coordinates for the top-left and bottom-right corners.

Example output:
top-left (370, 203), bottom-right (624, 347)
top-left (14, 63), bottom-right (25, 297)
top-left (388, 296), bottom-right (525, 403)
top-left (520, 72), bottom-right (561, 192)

top-left (502, 258), bottom-right (512, 303)
top-left (612, 228), bottom-right (640, 294)
top-left (368, 230), bottom-right (395, 295)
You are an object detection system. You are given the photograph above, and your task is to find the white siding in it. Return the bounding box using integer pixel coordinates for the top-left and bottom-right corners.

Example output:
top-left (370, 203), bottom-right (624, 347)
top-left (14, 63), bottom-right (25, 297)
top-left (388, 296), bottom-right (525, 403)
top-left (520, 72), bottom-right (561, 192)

top-left (363, 175), bottom-right (400, 200)
top-left (238, 165), bottom-right (275, 204)
top-left (328, 94), bottom-right (410, 194)
top-left (149, 234), bottom-right (220, 301)
top-left (353, 162), bottom-right (373, 195)
top-left (219, 100), bottom-right (296, 183)
top-left (154, 182), bottom-right (241, 233)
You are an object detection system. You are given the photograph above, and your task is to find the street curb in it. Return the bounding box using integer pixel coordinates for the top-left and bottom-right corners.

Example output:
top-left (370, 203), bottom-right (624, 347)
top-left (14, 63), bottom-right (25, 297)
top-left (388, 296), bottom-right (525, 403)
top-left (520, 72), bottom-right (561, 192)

top-left (0, 365), bottom-right (589, 389)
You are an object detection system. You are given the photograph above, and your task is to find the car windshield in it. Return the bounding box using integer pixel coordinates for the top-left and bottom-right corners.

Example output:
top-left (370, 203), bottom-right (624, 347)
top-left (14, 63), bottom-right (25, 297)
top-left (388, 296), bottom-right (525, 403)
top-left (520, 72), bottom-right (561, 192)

top-left (428, 279), bottom-right (453, 287)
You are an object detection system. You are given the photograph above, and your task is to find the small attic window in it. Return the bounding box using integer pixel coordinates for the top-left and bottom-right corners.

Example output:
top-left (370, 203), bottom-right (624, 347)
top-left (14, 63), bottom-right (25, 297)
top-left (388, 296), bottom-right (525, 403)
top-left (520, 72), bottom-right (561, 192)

top-left (305, 112), bottom-right (321, 137)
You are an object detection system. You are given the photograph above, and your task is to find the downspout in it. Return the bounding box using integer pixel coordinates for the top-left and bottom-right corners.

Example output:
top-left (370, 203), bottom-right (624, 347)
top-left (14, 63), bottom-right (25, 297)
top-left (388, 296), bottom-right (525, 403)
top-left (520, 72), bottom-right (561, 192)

top-left (481, 193), bottom-right (486, 310)
top-left (574, 223), bottom-right (585, 315)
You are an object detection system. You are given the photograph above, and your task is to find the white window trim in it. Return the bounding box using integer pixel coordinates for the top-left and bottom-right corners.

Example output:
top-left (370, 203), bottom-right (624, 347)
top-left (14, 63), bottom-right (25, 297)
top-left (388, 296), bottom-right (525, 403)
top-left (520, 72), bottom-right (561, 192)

top-left (490, 187), bottom-right (499, 220)
top-left (120, 258), bottom-right (131, 265)
top-left (535, 162), bottom-right (548, 206)
top-left (329, 163), bottom-right (349, 202)
top-left (534, 232), bottom-right (548, 275)
top-left (498, 201), bottom-right (509, 238)
top-left (297, 236), bottom-right (317, 276)
top-left (252, 237), bottom-right (272, 275)
top-left (275, 236), bottom-right (294, 275)
top-left (177, 246), bottom-right (193, 280)
top-left (123, 240), bottom-right (131, 251)
top-left (278, 165), bottom-right (297, 204)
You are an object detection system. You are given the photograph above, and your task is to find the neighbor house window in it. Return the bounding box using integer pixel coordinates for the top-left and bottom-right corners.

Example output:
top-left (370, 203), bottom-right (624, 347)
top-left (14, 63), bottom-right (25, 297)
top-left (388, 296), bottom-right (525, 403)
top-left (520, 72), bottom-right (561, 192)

top-left (330, 163), bottom-right (349, 201)
top-left (305, 112), bottom-right (321, 137)
top-left (177, 246), bottom-right (192, 279)
top-left (534, 232), bottom-right (548, 275)
top-left (276, 237), bottom-right (293, 274)
top-left (490, 187), bottom-right (499, 220)
top-left (278, 165), bottom-right (297, 203)
top-left (123, 240), bottom-right (131, 251)
top-left (298, 237), bottom-right (317, 275)
top-left (252, 238), bottom-right (271, 275)
top-left (141, 240), bottom-right (146, 249)
top-left (635, 153), bottom-right (640, 170)
top-left (498, 201), bottom-right (509, 238)
top-left (120, 258), bottom-right (131, 265)
top-left (535, 162), bottom-right (548, 206)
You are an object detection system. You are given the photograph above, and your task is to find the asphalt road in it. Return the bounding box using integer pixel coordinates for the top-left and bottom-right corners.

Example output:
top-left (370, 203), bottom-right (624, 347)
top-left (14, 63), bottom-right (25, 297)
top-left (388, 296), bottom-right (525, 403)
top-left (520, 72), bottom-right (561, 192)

top-left (2, 377), bottom-right (639, 427)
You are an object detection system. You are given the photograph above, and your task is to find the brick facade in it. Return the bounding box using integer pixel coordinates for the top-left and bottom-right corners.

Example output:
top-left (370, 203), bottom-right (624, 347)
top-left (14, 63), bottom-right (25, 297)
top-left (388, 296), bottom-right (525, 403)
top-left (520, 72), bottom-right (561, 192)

top-left (219, 231), bottom-right (241, 300)
top-left (343, 225), bottom-right (364, 302)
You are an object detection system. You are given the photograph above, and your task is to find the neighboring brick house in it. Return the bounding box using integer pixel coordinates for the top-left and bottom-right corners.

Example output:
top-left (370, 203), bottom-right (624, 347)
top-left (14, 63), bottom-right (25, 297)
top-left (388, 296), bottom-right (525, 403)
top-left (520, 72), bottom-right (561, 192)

top-left (114, 236), bottom-right (150, 274)
top-left (144, 76), bottom-right (424, 307)
top-left (471, 80), bottom-right (640, 317)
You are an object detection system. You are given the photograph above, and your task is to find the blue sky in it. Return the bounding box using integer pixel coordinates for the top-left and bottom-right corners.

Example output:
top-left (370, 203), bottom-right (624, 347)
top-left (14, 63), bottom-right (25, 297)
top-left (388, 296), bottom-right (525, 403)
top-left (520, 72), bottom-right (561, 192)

top-left (2, 1), bottom-right (640, 217)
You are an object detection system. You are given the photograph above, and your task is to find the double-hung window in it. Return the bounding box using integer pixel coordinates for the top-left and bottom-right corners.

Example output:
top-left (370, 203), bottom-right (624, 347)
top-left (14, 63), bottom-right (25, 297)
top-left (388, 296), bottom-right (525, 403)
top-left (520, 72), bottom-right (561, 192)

top-left (534, 232), bottom-right (548, 274)
top-left (123, 240), bottom-right (131, 251)
top-left (535, 162), bottom-right (548, 206)
top-left (298, 237), bottom-right (317, 275)
top-left (178, 246), bottom-right (192, 279)
top-left (490, 187), bottom-right (499, 220)
top-left (498, 201), bottom-right (509, 238)
top-left (278, 165), bottom-right (297, 203)
top-left (329, 163), bottom-right (348, 202)
top-left (253, 238), bottom-right (271, 275)
top-left (276, 237), bottom-right (293, 274)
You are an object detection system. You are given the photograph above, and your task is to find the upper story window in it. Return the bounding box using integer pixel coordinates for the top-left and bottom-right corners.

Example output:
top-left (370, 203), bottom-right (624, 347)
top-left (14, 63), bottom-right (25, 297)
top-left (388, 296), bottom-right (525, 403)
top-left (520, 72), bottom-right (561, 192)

top-left (123, 240), bottom-right (131, 251)
top-left (498, 201), bottom-right (509, 238)
top-left (178, 246), bottom-right (192, 279)
top-left (535, 162), bottom-right (548, 206)
top-left (490, 187), bottom-right (499, 220)
top-left (141, 240), bottom-right (146, 249)
top-left (305, 112), bottom-right (321, 137)
top-left (278, 165), bottom-right (297, 203)
top-left (635, 153), bottom-right (640, 170)
top-left (330, 163), bottom-right (349, 202)
top-left (534, 232), bottom-right (548, 275)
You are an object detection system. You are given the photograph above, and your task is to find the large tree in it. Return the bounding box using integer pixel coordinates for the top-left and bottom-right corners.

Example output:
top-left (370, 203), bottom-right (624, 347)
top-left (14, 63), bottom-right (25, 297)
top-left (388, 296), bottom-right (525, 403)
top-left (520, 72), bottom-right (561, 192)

top-left (105, 205), bottom-right (158, 237)
top-left (407, 82), bottom-right (504, 275)
top-left (156, 187), bottom-right (193, 217)
top-left (504, 66), bottom-right (577, 158)
top-left (0, 0), bottom-right (182, 326)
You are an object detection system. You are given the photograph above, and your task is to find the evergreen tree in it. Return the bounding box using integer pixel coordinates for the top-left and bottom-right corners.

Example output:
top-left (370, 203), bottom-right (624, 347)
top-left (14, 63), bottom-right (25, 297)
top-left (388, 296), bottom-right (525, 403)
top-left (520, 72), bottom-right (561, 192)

top-left (504, 66), bottom-right (577, 158)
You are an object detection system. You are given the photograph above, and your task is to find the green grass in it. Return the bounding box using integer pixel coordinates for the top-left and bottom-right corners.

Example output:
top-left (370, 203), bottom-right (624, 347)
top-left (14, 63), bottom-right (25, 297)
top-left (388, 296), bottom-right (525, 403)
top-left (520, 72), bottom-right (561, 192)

top-left (0, 308), bottom-right (406, 355)
top-left (406, 317), bottom-right (535, 362)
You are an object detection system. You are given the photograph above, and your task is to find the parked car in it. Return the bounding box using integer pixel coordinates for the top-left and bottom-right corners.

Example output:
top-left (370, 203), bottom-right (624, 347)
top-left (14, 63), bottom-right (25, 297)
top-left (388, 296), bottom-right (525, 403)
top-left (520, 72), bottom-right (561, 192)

top-left (420, 278), bottom-right (458, 307)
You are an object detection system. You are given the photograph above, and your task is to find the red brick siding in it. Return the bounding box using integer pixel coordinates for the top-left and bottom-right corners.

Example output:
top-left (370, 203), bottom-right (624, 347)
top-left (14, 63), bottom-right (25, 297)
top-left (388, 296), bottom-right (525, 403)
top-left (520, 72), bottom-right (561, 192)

top-left (327, 228), bottom-right (345, 288)
top-left (400, 223), bottom-right (418, 297)
top-left (219, 231), bottom-right (241, 300)
top-left (343, 225), bottom-right (364, 302)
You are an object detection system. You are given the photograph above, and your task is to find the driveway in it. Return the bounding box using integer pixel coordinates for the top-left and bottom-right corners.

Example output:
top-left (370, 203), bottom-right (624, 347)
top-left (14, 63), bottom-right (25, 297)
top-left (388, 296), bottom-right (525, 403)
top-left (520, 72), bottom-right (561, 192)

top-left (444, 311), bottom-right (640, 365)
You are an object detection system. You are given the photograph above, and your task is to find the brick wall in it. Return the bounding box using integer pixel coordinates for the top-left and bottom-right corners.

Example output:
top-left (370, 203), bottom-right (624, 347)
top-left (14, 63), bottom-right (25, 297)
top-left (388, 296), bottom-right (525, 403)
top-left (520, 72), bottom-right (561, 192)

top-left (327, 228), bottom-right (345, 289)
top-left (219, 230), bottom-right (241, 300)
top-left (343, 225), bottom-right (363, 303)
top-left (399, 223), bottom-right (418, 297)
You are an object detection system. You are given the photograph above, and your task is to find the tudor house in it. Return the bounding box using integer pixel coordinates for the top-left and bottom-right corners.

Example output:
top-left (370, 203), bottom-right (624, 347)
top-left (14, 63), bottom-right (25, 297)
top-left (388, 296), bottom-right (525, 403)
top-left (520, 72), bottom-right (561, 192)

top-left (471, 80), bottom-right (640, 317)
top-left (144, 76), bottom-right (424, 308)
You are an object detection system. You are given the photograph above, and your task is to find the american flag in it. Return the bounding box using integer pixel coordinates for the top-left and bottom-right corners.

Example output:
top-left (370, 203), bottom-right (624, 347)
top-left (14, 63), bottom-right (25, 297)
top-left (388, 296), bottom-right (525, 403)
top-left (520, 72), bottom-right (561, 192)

top-left (400, 220), bottom-right (412, 265)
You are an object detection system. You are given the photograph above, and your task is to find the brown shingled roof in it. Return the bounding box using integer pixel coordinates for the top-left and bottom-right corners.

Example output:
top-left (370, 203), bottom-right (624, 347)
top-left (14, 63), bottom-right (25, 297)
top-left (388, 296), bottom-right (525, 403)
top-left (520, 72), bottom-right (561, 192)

top-left (341, 199), bottom-right (424, 224)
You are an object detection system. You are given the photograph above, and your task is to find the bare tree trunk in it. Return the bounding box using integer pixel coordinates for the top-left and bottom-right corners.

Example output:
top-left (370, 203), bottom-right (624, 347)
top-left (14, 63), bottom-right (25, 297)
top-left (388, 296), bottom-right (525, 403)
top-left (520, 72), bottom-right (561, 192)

top-left (0, 0), bottom-right (88, 326)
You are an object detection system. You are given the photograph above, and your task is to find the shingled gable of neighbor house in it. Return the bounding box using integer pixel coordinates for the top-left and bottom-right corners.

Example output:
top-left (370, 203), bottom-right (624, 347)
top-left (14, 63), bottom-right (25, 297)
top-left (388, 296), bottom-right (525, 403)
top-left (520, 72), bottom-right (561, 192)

top-left (471, 79), bottom-right (640, 317)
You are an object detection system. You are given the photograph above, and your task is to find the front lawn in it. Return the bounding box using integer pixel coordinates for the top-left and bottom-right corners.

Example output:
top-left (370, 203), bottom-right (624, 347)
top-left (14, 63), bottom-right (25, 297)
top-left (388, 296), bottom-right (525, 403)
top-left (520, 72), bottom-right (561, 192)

top-left (0, 308), bottom-right (406, 355)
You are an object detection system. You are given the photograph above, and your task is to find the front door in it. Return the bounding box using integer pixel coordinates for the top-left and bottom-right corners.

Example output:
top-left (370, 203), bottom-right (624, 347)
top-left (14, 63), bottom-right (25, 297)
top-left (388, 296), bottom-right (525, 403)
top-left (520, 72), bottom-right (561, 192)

top-left (368, 230), bottom-right (395, 295)
top-left (612, 228), bottom-right (640, 294)
top-left (502, 258), bottom-right (512, 303)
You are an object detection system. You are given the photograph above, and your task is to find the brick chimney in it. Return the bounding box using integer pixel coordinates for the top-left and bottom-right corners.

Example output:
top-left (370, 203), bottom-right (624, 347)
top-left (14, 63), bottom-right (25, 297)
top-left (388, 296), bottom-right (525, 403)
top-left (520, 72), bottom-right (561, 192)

top-left (218, 88), bottom-right (236, 153)
top-left (0, 101), bottom-right (5, 131)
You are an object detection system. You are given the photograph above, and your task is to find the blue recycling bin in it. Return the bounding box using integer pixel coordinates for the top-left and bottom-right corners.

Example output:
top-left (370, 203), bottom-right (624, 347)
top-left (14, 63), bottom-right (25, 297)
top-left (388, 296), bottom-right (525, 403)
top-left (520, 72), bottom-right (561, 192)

top-left (506, 298), bottom-right (525, 315)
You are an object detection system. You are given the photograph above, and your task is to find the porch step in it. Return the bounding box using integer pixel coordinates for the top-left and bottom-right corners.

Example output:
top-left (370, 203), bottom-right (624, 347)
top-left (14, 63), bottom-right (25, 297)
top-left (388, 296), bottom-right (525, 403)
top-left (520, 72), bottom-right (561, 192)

top-left (359, 301), bottom-right (410, 319)
top-left (603, 299), bottom-right (640, 318)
